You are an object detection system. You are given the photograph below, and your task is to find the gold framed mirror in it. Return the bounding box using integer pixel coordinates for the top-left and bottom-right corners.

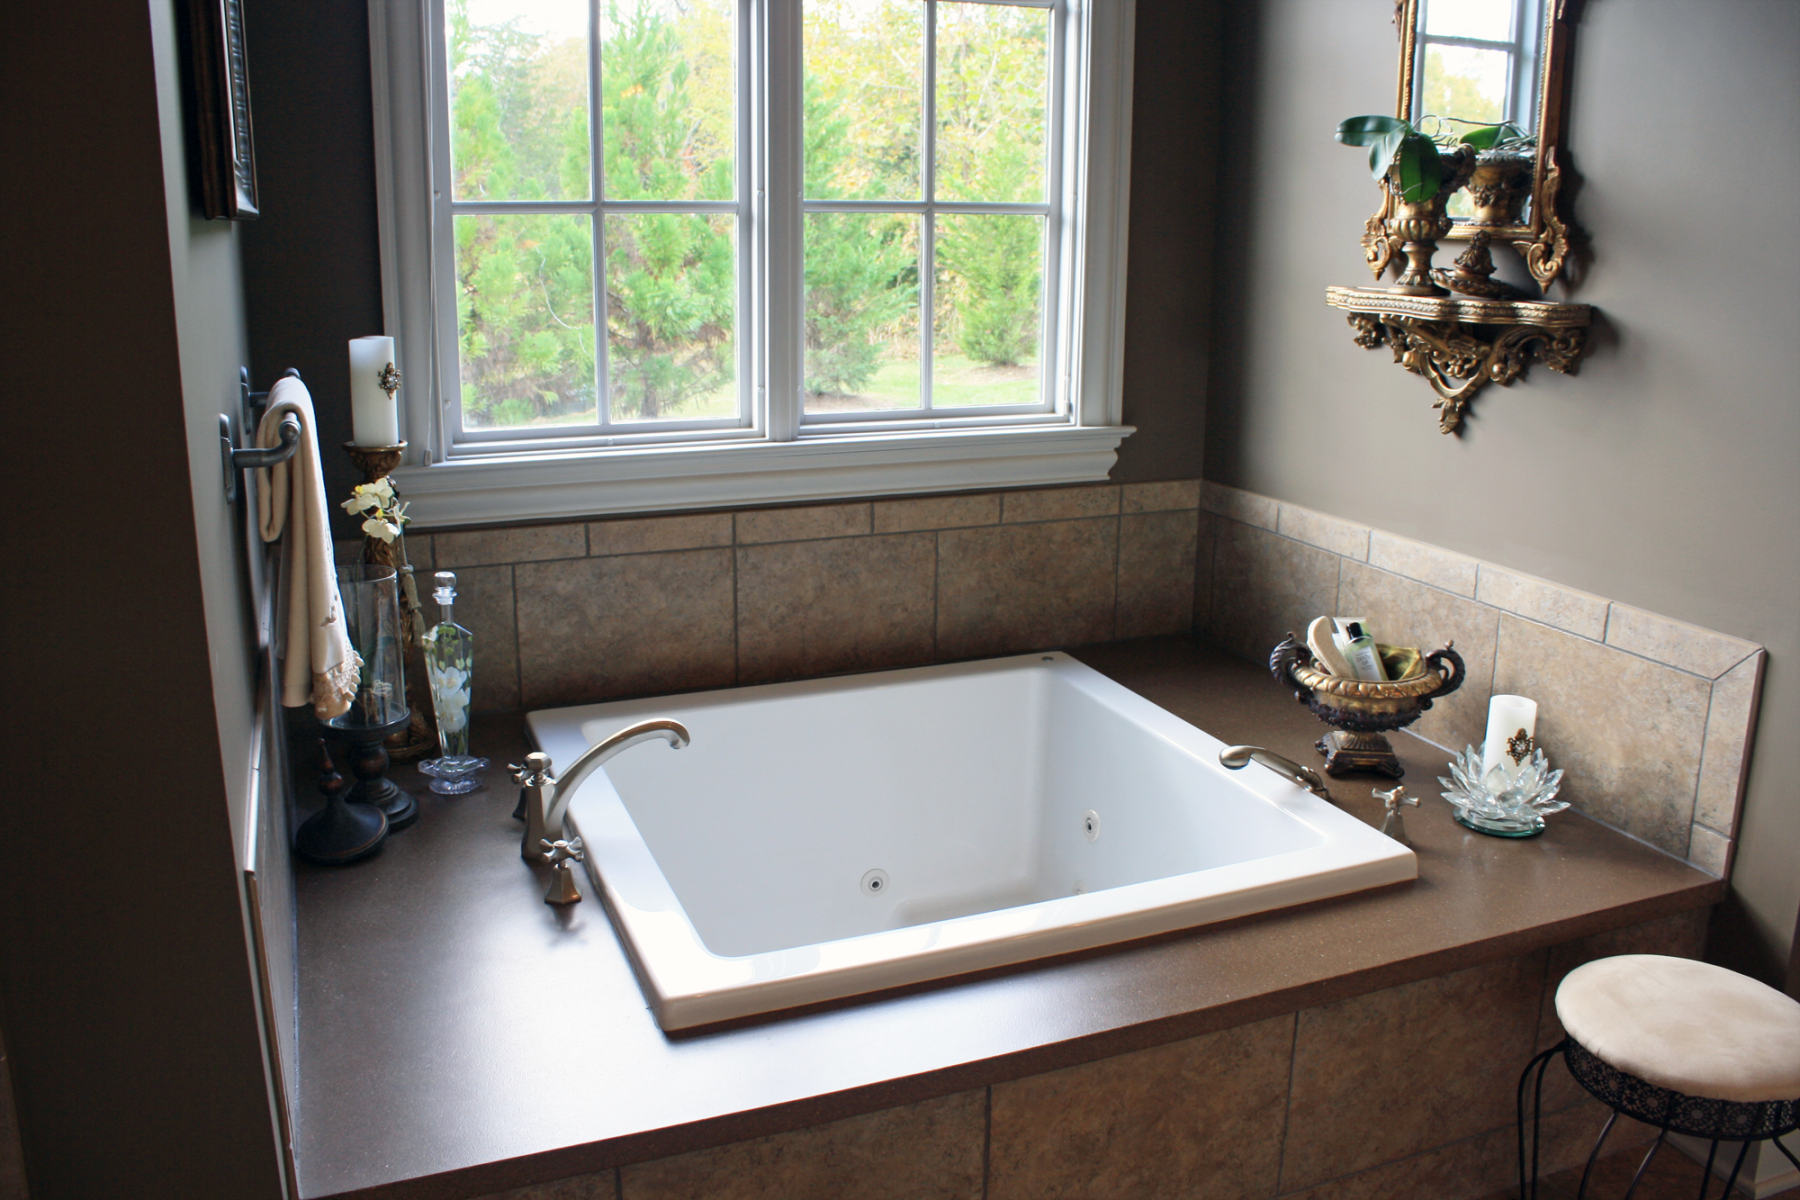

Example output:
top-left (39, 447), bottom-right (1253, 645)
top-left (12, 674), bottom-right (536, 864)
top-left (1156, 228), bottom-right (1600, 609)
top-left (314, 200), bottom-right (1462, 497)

top-left (1363, 0), bottom-right (1580, 289)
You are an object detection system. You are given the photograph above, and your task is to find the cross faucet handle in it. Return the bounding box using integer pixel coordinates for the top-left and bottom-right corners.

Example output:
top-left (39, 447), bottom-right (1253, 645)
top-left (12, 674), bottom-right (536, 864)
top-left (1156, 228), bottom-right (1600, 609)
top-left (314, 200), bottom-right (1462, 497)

top-left (540, 836), bottom-right (586, 867)
top-left (1373, 785), bottom-right (1418, 811)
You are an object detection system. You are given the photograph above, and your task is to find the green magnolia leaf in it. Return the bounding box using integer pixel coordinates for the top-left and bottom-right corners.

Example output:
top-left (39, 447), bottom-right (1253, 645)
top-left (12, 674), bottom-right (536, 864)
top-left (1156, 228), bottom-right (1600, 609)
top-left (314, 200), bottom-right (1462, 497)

top-left (1457, 121), bottom-right (1527, 151)
top-left (1338, 116), bottom-right (1417, 184)
top-left (1395, 133), bottom-right (1443, 203)
top-left (1335, 114), bottom-right (1406, 146)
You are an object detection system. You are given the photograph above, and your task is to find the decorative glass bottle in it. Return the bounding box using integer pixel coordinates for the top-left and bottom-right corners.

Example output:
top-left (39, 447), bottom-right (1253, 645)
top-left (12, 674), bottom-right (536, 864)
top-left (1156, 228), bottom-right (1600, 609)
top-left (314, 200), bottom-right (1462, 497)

top-left (418, 570), bottom-right (489, 794)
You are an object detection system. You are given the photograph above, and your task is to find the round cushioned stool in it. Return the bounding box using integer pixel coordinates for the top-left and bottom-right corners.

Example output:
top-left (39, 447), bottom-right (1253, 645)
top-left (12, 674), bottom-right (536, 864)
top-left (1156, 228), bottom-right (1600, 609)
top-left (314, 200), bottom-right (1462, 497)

top-left (1518, 954), bottom-right (1800, 1199)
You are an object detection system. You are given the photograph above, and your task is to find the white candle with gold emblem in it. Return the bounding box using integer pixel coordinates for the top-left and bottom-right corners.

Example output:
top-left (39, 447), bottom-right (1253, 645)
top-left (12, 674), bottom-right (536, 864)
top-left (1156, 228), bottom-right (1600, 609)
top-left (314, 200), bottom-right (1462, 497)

top-left (1480, 694), bottom-right (1538, 785)
top-left (348, 336), bottom-right (399, 446)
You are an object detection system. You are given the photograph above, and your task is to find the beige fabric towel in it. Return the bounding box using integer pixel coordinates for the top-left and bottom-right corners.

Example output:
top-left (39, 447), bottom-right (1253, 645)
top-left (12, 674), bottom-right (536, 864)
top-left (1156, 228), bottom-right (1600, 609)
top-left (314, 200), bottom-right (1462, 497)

top-left (256, 376), bottom-right (361, 720)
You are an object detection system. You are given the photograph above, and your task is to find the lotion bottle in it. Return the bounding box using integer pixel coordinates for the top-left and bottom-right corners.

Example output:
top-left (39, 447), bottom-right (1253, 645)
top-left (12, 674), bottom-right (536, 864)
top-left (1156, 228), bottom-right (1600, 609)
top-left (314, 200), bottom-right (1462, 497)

top-left (1343, 621), bottom-right (1388, 683)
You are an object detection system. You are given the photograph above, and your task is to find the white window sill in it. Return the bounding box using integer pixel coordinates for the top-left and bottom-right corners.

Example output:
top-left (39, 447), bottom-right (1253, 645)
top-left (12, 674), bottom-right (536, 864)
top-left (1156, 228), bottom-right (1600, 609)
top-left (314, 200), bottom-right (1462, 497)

top-left (392, 423), bottom-right (1134, 529)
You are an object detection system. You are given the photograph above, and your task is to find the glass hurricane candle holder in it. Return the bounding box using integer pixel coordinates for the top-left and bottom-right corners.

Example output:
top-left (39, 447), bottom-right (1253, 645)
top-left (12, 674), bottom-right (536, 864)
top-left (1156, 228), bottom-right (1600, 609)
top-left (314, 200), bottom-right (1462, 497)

top-left (1439, 744), bottom-right (1567, 838)
top-left (324, 565), bottom-right (418, 830)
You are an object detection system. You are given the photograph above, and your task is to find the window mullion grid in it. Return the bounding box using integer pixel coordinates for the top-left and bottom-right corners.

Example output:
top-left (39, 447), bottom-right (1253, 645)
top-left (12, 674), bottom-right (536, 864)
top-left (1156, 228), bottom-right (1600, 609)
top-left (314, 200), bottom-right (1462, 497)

top-left (589, 0), bottom-right (609, 430)
top-left (920, 0), bottom-right (937, 413)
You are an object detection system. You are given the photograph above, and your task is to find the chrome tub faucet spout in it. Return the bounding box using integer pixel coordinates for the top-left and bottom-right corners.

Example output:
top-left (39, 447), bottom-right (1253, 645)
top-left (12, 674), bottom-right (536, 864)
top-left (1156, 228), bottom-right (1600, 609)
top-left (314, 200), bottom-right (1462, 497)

top-left (1219, 745), bottom-right (1332, 801)
top-left (518, 718), bottom-right (691, 860)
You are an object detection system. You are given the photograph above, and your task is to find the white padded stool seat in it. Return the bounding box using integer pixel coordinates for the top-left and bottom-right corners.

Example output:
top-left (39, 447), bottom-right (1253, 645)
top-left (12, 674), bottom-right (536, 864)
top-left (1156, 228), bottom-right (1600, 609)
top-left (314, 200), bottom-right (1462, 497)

top-left (1555, 954), bottom-right (1800, 1104)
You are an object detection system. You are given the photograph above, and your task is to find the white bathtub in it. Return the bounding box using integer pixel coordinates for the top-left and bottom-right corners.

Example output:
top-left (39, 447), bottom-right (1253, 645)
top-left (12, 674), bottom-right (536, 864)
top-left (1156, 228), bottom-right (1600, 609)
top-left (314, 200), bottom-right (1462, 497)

top-left (527, 652), bottom-right (1415, 1030)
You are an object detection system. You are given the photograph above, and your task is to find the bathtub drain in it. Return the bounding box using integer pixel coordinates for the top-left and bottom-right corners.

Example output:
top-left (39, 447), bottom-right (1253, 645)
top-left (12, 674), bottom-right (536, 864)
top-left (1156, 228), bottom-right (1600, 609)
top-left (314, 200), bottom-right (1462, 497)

top-left (861, 869), bottom-right (889, 896)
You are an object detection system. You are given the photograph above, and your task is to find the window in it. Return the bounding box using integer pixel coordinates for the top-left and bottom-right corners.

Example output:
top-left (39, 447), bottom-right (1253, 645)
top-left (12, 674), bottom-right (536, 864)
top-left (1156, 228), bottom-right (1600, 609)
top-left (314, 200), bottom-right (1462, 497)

top-left (370, 0), bottom-right (1135, 525)
top-left (1411, 0), bottom-right (1540, 130)
top-left (1410, 0), bottom-right (1540, 221)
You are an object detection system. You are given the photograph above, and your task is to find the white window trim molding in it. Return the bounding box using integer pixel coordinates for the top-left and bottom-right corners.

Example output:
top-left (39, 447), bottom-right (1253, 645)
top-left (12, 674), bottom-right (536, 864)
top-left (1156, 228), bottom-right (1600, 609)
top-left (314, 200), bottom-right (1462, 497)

top-left (369, 0), bottom-right (1135, 530)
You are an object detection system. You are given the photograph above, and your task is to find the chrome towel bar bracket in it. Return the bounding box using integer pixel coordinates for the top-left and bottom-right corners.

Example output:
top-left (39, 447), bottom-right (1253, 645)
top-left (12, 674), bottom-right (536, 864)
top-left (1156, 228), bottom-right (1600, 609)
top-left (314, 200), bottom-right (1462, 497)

top-left (221, 367), bottom-right (302, 503)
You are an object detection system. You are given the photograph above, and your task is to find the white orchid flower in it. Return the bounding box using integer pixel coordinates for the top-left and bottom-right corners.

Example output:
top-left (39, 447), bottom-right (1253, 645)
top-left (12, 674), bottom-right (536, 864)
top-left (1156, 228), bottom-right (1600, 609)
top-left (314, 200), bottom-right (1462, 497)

top-left (362, 516), bottom-right (401, 543)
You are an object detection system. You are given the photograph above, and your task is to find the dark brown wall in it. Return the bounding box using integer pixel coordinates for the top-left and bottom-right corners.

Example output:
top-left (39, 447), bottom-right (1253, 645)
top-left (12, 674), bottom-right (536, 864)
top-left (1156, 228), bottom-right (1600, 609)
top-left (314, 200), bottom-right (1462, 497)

top-left (241, 0), bottom-right (386, 526)
top-left (1114, 2), bottom-right (1219, 482)
top-left (238, 0), bottom-right (1217, 521)
top-left (0, 3), bottom-right (283, 1196)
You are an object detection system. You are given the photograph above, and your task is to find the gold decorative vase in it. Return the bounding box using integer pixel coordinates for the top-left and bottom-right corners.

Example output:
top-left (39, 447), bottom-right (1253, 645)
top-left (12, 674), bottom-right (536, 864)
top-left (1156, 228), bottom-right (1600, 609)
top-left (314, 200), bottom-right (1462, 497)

top-left (1464, 150), bottom-right (1534, 227)
top-left (1270, 634), bottom-right (1465, 779)
top-left (1383, 145), bottom-right (1477, 296)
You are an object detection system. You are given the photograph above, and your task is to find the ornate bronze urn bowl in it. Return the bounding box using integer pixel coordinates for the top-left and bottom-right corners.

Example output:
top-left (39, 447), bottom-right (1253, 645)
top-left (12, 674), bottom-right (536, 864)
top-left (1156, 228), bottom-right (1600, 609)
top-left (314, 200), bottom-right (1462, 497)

top-left (1270, 634), bottom-right (1465, 779)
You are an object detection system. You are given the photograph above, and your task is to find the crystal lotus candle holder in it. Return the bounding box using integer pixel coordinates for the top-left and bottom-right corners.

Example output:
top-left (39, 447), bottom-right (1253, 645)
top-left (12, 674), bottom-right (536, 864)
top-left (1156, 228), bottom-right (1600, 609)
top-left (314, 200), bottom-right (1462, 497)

top-left (1439, 744), bottom-right (1567, 837)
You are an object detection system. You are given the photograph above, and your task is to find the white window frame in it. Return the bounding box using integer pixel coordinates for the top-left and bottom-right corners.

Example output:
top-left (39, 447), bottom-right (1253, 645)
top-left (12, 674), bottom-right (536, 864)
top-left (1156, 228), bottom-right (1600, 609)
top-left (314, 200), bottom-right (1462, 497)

top-left (1411, 0), bottom-right (1543, 132)
top-left (370, 0), bottom-right (1135, 527)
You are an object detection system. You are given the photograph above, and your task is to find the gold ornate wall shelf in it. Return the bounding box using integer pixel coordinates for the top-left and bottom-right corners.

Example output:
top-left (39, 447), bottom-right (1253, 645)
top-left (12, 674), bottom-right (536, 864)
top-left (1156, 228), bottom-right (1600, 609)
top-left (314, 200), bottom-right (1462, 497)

top-left (1326, 286), bottom-right (1591, 434)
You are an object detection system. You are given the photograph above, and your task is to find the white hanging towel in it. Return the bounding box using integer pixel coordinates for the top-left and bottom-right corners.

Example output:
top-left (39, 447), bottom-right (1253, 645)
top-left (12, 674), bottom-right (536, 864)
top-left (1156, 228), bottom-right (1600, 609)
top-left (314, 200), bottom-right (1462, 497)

top-left (256, 375), bottom-right (361, 720)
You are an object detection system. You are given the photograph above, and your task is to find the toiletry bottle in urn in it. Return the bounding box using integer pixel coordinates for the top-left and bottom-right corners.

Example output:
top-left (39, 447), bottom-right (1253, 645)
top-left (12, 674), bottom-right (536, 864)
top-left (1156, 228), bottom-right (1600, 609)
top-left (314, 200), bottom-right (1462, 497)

top-left (419, 571), bottom-right (489, 793)
top-left (1343, 621), bottom-right (1389, 682)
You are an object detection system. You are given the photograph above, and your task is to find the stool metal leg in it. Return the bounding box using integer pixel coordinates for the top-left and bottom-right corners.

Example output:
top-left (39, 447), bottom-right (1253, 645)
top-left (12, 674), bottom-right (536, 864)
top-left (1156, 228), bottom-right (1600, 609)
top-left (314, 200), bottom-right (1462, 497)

top-left (1717, 1136), bottom-right (1753, 1199)
top-left (1621, 1126), bottom-right (1667, 1200)
top-left (1518, 1043), bottom-right (1563, 1200)
top-left (1697, 1139), bottom-right (1720, 1200)
top-left (1775, 1132), bottom-right (1800, 1172)
top-left (1577, 1110), bottom-right (1621, 1200)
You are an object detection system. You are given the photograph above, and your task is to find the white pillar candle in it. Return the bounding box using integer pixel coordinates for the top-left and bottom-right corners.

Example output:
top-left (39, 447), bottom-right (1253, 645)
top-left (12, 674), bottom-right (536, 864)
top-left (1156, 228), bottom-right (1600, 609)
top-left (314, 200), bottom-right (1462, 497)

top-left (1480, 694), bottom-right (1538, 785)
top-left (348, 336), bottom-right (400, 447)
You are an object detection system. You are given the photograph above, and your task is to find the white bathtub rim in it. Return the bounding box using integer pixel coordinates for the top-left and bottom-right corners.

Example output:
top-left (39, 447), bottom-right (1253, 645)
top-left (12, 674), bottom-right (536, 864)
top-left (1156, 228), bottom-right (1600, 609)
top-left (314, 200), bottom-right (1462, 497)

top-left (534, 652), bottom-right (1417, 1031)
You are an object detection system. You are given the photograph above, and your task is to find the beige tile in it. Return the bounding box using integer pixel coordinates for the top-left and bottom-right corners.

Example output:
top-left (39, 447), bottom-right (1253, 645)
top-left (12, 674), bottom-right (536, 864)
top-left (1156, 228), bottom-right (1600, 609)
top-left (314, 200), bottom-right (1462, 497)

top-left (471, 1171), bottom-right (616, 1200)
top-left (515, 550), bottom-right (735, 707)
top-left (1282, 952), bottom-right (1545, 1192)
top-left (1492, 615), bottom-right (1711, 856)
top-left (990, 1015), bottom-right (1290, 1200)
top-left (588, 513), bottom-right (732, 557)
top-left (441, 564), bottom-right (519, 713)
top-left (1475, 565), bottom-right (1609, 641)
top-left (435, 523), bottom-right (587, 569)
top-left (1603, 603), bottom-right (1759, 679)
top-left (1367, 530), bottom-right (1479, 597)
top-left (736, 533), bottom-right (936, 683)
top-left (871, 493), bottom-right (1000, 533)
top-left (1200, 481), bottom-right (1278, 531)
top-left (1687, 824), bottom-right (1730, 876)
top-left (1278, 1098), bottom-right (1647, 1200)
top-left (1337, 561), bottom-right (1499, 755)
top-left (1207, 519), bottom-right (1340, 663)
top-left (1001, 485), bottom-right (1120, 523)
top-left (1694, 650), bottom-right (1764, 836)
top-left (1192, 511), bottom-right (1216, 633)
top-left (735, 504), bottom-right (871, 544)
top-left (1121, 479), bottom-right (1201, 514)
top-left (1116, 510), bottom-right (1199, 639)
top-left (937, 519), bottom-right (1118, 659)
top-left (1277, 503), bottom-right (1371, 560)
top-left (622, 1090), bottom-right (984, 1200)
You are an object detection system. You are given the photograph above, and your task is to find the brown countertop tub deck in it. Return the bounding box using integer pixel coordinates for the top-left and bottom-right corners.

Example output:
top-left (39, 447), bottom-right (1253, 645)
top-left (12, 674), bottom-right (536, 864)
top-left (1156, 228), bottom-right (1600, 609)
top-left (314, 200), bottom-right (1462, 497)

top-left (295, 636), bottom-right (1722, 1200)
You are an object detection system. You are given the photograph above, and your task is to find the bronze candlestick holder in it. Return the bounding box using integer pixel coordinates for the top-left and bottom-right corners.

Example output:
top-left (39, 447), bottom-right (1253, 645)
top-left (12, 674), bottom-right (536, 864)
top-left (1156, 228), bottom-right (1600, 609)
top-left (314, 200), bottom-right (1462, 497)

top-left (293, 738), bottom-right (388, 865)
top-left (1270, 634), bottom-right (1464, 779)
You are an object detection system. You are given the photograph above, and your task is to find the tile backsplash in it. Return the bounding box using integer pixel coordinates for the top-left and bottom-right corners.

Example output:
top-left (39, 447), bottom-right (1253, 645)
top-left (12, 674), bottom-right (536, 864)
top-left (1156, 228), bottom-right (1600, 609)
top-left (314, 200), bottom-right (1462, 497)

top-left (350, 475), bottom-right (1761, 880)
top-left (361, 480), bottom-right (1201, 714)
top-left (1199, 482), bottom-right (1764, 878)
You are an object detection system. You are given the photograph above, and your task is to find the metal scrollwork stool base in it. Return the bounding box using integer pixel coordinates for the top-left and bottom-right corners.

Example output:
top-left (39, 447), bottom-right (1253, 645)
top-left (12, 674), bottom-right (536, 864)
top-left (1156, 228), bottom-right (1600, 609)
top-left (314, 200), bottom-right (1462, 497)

top-left (1518, 955), bottom-right (1800, 1199)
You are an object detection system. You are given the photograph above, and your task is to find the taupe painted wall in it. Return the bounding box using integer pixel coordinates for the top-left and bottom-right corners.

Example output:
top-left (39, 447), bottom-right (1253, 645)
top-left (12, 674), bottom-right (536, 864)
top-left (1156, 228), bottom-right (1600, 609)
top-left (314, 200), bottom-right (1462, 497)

top-left (1205, 0), bottom-right (1799, 989)
top-left (0, 1), bottom-right (284, 1194)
